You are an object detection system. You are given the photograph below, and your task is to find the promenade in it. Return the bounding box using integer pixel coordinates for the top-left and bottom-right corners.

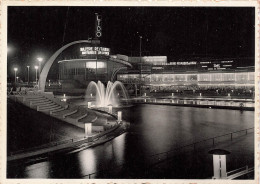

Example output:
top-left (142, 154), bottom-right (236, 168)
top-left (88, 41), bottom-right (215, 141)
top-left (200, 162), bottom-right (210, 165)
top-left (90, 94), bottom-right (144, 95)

top-left (132, 95), bottom-right (254, 111)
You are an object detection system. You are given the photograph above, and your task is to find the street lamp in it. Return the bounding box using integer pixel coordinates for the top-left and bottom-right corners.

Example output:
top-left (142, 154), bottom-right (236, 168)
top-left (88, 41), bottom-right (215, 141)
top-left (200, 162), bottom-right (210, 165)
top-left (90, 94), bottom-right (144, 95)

top-left (37, 57), bottom-right (43, 74)
top-left (35, 66), bottom-right (39, 85)
top-left (139, 35), bottom-right (142, 97)
top-left (14, 68), bottom-right (18, 84)
top-left (16, 76), bottom-right (19, 83)
top-left (27, 66), bottom-right (30, 85)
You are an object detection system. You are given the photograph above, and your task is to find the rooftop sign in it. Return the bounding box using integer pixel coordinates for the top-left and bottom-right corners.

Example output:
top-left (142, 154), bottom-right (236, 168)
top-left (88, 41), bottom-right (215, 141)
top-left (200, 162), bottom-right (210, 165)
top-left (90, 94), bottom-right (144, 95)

top-left (80, 47), bottom-right (110, 56)
top-left (95, 13), bottom-right (102, 38)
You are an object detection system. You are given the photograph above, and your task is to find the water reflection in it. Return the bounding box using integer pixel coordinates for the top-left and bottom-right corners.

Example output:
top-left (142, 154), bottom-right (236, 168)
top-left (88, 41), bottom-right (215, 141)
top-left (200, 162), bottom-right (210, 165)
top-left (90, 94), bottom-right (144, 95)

top-left (8, 105), bottom-right (254, 179)
top-left (78, 149), bottom-right (97, 176)
top-left (25, 162), bottom-right (51, 178)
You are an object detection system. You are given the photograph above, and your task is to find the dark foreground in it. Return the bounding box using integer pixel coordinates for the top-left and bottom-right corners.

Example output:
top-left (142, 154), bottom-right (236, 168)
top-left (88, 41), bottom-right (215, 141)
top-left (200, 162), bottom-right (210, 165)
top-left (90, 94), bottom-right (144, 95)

top-left (7, 100), bottom-right (254, 179)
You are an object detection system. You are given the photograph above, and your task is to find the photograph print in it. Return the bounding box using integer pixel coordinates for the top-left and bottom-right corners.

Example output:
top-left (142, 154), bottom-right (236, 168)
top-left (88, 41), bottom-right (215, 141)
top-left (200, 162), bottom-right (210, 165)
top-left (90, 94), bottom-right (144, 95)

top-left (6, 4), bottom-right (256, 180)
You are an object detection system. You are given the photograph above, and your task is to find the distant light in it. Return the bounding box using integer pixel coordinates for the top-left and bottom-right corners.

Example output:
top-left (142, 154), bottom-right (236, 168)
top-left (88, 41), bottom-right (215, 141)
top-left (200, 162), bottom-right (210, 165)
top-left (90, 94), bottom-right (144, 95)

top-left (37, 57), bottom-right (43, 62)
top-left (27, 66), bottom-right (30, 68)
top-left (35, 66), bottom-right (39, 69)
top-left (14, 68), bottom-right (18, 71)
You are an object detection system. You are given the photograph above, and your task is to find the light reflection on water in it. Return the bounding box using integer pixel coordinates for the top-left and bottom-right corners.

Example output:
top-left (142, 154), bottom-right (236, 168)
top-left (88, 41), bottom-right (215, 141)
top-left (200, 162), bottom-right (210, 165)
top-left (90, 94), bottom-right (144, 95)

top-left (78, 149), bottom-right (97, 176)
top-left (9, 105), bottom-right (254, 178)
top-left (24, 162), bottom-right (51, 178)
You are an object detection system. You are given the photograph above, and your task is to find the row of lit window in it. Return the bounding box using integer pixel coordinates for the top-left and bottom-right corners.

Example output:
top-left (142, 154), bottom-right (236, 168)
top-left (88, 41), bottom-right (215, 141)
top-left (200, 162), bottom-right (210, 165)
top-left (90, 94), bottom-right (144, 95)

top-left (118, 72), bottom-right (255, 82)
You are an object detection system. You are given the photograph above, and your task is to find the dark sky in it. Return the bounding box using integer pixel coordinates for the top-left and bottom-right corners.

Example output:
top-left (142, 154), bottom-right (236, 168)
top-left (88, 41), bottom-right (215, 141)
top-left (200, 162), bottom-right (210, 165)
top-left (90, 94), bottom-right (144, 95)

top-left (7, 6), bottom-right (255, 78)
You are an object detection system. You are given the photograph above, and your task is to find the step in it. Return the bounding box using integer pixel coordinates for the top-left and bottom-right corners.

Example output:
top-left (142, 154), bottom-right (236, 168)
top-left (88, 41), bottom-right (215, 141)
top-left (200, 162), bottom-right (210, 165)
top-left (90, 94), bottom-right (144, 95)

top-left (37, 104), bottom-right (59, 111)
top-left (24, 96), bottom-right (45, 100)
top-left (63, 109), bottom-right (78, 118)
top-left (50, 107), bottom-right (66, 115)
top-left (38, 103), bottom-right (59, 108)
top-left (37, 102), bottom-right (57, 108)
top-left (40, 106), bottom-right (64, 113)
top-left (51, 108), bottom-right (76, 116)
top-left (31, 100), bottom-right (53, 106)
top-left (67, 109), bottom-right (86, 119)
top-left (79, 112), bottom-right (97, 123)
top-left (27, 98), bottom-right (48, 102)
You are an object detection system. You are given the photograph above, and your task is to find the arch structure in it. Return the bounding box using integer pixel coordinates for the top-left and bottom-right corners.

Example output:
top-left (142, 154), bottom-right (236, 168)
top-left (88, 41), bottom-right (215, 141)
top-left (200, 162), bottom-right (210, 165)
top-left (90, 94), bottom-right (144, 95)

top-left (39, 40), bottom-right (92, 91)
top-left (109, 57), bottom-right (133, 68)
top-left (111, 67), bottom-right (128, 82)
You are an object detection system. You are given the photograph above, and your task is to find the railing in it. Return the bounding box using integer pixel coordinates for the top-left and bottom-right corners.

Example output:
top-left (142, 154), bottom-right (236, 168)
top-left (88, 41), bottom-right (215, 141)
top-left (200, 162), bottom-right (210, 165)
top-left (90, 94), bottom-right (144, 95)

top-left (9, 121), bottom-right (122, 157)
top-left (133, 98), bottom-right (254, 109)
top-left (82, 127), bottom-right (254, 179)
top-left (148, 127), bottom-right (253, 162)
top-left (227, 165), bottom-right (254, 179)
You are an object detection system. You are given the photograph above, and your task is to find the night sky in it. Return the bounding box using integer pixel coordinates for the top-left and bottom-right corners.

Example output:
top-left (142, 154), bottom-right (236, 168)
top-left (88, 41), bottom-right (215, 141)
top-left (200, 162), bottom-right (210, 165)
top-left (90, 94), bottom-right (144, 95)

top-left (7, 6), bottom-right (255, 79)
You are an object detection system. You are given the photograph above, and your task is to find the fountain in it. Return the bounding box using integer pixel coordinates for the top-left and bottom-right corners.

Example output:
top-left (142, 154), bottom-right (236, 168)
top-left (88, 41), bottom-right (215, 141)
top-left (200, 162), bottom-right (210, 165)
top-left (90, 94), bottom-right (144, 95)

top-left (85, 81), bottom-right (129, 107)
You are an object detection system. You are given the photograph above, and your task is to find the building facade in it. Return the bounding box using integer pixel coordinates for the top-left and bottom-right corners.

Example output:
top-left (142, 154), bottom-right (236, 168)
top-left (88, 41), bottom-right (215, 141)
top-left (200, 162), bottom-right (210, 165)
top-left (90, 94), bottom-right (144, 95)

top-left (116, 56), bottom-right (255, 93)
top-left (57, 41), bottom-right (132, 90)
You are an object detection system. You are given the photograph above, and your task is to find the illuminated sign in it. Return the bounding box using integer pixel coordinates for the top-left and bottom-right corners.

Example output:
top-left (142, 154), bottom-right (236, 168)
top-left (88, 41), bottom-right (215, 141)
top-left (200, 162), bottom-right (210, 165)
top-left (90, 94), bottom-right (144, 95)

top-left (95, 14), bottom-right (102, 38)
top-left (80, 47), bottom-right (110, 56)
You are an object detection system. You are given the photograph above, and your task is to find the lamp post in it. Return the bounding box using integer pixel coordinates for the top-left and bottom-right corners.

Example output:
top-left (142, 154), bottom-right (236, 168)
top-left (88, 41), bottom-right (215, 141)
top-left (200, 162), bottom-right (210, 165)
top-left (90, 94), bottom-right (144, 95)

top-left (37, 57), bottom-right (43, 89)
top-left (27, 66), bottom-right (30, 85)
top-left (14, 68), bottom-right (18, 84)
top-left (35, 66), bottom-right (38, 86)
top-left (37, 57), bottom-right (43, 73)
top-left (16, 76), bottom-right (19, 83)
top-left (139, 35), bottom-right (142, 96)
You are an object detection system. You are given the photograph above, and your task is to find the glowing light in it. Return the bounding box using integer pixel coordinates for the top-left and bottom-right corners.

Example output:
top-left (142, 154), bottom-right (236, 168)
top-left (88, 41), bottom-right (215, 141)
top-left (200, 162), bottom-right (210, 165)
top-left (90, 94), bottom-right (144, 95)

top-left (37, 57), bottom-right (43, 62)
top-left (108, 106), bottom-right (112, 113)
top-left (118, 111), bottom-right (122, 121)
top-left (86, 62), bottom-right (106, 69)
top-left (88, 102), bottom-right (92, 108)
top-left (14, 68), bottom-right (18, 71)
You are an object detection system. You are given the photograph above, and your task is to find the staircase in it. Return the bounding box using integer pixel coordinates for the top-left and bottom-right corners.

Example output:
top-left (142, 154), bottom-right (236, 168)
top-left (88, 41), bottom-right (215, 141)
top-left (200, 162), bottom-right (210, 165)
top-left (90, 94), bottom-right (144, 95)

top-left (21, 94), bottom-right (66, 114)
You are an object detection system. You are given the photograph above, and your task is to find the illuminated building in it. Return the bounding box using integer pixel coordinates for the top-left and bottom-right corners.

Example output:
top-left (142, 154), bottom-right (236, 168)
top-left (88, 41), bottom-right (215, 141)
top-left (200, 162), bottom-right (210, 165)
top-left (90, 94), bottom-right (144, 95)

top-left (57, 42), bottom-right (132, 91)
top-left (116, 56), bottom-right (254, 93)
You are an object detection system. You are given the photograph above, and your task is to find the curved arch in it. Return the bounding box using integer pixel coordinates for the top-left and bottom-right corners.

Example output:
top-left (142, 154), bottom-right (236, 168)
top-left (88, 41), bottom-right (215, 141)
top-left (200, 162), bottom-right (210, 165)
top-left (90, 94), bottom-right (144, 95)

top-left (111, 67), bottom-right (127, 82)
top-left (39, 40), bottom-right (92, 91)
top-left (109, 57), bottom-right (133, 68)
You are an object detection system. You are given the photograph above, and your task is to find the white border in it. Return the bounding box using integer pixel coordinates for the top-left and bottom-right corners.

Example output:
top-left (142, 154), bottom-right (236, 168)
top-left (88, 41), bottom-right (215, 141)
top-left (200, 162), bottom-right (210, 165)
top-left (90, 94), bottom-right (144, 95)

top-left (1, 1), bottom-right (259, 184)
